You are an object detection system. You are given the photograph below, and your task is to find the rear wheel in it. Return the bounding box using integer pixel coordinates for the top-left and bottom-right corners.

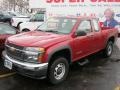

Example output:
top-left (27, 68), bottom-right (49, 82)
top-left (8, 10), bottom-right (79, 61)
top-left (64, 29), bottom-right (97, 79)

top-left (48, 57), bottom-right (69, 85)
top-left (103, 41), bottom-right (113, 57)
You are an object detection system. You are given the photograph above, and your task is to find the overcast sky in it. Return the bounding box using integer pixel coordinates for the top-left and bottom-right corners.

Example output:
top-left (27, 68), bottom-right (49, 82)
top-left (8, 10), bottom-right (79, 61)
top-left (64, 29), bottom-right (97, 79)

top-left (0, 0), bottom-right (3, 2)
top-left (0, 0), bottom-right (3, 4)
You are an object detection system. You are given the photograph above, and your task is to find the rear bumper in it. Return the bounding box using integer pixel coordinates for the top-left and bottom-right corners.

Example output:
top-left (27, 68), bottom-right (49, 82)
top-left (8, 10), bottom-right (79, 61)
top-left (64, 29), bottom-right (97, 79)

top-left (3, 51), bottom-right (48, 79)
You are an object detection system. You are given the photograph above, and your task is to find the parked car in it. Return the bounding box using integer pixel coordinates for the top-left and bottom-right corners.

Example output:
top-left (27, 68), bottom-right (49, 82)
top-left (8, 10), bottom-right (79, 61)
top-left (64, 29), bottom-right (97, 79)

top-left (0, 11), bottom-right (12, 25)
top-left (7, 11), bottom-right (24, 17)
top-left (19, 11), bottom-right (45, 32)
top-left (0, 23), bottom-right (17, 57)
top-left (3, 17), bottom-right (118, 84)
top-left (11, 14), bottom-right (30, 29)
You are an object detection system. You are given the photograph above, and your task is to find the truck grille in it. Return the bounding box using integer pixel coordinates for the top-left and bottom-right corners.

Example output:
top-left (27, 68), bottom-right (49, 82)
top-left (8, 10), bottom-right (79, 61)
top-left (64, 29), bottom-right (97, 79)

top-left (5, 42), bottom-right (27, 62)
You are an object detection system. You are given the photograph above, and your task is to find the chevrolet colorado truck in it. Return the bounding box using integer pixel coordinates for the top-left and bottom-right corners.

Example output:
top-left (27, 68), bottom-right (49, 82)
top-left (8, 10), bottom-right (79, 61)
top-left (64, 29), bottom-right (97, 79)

top-left (3, 17), bottom-right (118, 84)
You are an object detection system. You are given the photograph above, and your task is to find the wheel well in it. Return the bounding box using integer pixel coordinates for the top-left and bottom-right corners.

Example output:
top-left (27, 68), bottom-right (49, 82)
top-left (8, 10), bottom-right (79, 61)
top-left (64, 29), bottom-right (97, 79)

top-left (17, 22), bottom-right (22, 28)
top-left (108, 36), bottom-right (115, 43)
top-left (22, 28), bottom-right (30, 32)
top-left (49, 49), bottom-right (71, 65)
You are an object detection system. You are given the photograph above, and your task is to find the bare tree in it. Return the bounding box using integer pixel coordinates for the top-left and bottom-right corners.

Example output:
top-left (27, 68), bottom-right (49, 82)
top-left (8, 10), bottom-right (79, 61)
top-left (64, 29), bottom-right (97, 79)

top-left (1, 0), bottom-right (29, 14)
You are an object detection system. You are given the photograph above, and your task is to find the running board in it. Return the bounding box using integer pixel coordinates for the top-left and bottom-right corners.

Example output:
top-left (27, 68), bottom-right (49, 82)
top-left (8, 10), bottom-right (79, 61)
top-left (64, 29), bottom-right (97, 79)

top-left (78, 59), bottom-right (89, 66)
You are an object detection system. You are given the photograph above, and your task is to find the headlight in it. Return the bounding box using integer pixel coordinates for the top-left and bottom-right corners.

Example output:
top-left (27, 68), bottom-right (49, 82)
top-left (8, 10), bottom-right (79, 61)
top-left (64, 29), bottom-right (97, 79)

top-left (25, 47), bottom-right (45, 54)
top-left (24, 47), bottom-right (45, 63)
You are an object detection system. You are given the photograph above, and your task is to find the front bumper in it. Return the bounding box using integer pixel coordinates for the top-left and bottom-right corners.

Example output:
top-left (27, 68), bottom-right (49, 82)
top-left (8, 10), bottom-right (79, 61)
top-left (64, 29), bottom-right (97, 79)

top-left (3, 51), bottom-right (48, 79)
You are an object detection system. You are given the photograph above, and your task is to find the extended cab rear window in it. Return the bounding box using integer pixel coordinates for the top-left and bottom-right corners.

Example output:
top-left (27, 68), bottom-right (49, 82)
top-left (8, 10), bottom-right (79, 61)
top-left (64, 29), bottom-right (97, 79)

top-left (92, 19), bottom-right (100, 32)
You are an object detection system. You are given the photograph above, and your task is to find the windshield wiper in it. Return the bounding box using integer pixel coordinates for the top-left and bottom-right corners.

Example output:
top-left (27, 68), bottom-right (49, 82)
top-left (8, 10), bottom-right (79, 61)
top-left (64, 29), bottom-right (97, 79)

top-left (45, 30), bottom-right (59, 33)
top-left (37, 29), bottom-right (45, 32)
top-left (37, 29), bottom-right (63, 34)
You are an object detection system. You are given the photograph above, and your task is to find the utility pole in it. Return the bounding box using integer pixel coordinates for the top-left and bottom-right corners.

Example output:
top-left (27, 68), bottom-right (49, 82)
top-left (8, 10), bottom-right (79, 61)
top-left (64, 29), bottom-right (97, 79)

top-left (13, 0), bottom-right (16, 11)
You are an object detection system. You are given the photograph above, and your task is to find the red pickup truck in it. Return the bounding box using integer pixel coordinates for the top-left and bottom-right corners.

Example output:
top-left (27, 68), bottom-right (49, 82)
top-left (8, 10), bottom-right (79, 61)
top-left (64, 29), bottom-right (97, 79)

top-left (3, 17), bottom-right (118, 84)
top-left (0, 23), bottom-right (17, 57)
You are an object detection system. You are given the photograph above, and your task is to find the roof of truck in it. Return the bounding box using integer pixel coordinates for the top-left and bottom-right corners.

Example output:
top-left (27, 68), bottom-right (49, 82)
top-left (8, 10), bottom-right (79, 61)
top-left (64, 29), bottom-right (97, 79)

top-left (52, 16), bottom-right (98, 20)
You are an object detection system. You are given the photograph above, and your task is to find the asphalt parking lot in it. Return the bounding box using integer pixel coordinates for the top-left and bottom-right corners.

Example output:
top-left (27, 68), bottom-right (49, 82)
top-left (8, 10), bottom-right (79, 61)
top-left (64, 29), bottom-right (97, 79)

top-left (0, 38), bottom-right (120, 90)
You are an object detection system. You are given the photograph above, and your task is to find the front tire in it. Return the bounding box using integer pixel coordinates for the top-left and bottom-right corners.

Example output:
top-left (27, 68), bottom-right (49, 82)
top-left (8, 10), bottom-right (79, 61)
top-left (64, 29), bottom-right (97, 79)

top-left (103, 41), bottom-right (113, 57)
top-left (48, 57), bottom-right (69, 85)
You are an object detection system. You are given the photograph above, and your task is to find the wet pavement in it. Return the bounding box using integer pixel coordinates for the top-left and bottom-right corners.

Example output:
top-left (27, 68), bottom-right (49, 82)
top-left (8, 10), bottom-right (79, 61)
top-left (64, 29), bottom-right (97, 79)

top-left (0, 39), bottom-right (120, 90)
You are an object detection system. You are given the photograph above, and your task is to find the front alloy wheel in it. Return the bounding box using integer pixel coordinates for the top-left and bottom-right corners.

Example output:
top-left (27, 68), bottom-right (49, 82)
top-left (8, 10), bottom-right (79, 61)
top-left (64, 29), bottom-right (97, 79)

top-left (54, 63), bottom-right (66, 80)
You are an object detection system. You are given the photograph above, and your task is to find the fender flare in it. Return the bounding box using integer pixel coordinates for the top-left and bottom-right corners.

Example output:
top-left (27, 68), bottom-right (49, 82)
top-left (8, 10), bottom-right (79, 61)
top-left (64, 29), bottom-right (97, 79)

top-left (47, 45), bottom-right (72, 64)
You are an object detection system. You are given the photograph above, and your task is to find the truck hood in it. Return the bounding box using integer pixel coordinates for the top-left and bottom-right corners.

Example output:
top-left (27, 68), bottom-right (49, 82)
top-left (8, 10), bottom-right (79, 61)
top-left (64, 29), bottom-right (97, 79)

top-left (8, 31), bottom-right (69, 48)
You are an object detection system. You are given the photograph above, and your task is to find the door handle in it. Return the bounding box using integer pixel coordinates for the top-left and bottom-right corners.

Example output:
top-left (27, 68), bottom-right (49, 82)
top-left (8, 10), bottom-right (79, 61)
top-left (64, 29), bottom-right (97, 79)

top-left (87, 34), bottom-right (94, 38)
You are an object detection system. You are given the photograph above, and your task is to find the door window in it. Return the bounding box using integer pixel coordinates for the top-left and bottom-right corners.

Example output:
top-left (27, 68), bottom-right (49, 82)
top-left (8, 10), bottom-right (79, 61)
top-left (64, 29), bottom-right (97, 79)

top-left (30, 13), bottom-right (44, 22)
top-left (77, 20), bottom-right (92, 34)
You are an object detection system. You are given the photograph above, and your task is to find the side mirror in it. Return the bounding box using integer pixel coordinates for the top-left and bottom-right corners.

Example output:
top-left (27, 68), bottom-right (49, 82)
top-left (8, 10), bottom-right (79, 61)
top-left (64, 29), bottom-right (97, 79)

top-left (76, 31), bottom-right (87, 36)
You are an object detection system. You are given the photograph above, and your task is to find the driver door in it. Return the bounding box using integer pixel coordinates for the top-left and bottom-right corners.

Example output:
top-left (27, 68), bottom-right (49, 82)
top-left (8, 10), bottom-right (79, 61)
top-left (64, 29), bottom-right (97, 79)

top-left (73, 20), bottom-right (95, 61)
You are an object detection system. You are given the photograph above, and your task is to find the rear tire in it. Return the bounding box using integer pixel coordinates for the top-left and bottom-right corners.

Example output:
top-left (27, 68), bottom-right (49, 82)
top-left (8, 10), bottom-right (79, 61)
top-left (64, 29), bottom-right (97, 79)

top-left (48, 57), bottom-right (69, 85)
top-left (103, 41), bottom-right (113, 57)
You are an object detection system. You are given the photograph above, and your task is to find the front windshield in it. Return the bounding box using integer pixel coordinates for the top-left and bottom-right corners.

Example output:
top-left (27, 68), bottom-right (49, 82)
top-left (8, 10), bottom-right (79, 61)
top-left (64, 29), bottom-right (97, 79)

top-left (30, 13), bottom-right (44, 22)
top-left (37, 17), bottom-right (77, 34)
top-left (8, 12), bottom-right (17, 16)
